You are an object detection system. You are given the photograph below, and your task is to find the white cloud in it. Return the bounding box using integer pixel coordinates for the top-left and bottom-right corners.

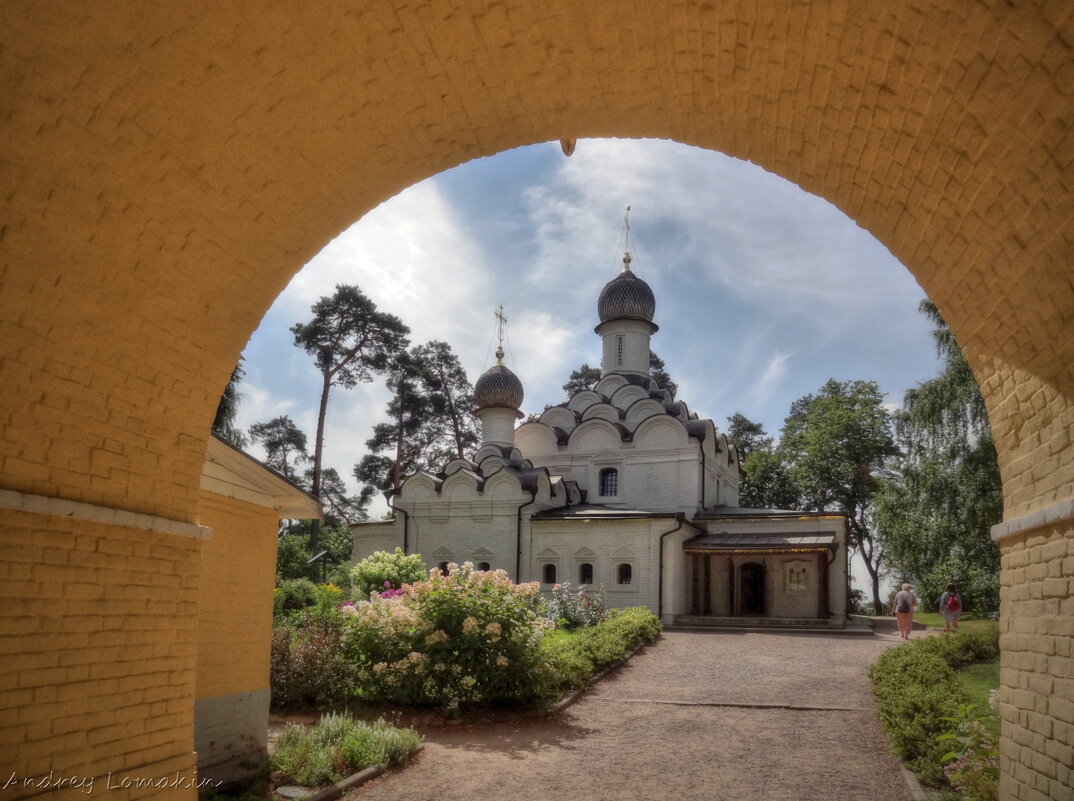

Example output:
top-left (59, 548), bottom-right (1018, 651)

top-left (279, 180), bottom-right (499, 370)
top-left (519, 138), bottom-right (921, 335)
top-left (236, 137), bottom-right (934, 505)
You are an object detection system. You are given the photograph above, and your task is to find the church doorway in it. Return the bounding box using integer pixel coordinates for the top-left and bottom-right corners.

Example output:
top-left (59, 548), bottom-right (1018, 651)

top-left (738, 562), bottom-right (766, 615)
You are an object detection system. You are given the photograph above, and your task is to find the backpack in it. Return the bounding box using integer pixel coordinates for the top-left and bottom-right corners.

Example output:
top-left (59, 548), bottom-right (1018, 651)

top-left (946, 594), bottom-right (962, 613)
top-left (895, 594), bottom-right (911, 614)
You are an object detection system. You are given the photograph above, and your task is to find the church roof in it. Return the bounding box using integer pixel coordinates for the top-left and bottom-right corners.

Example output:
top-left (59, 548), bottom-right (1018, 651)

top-left (531, 504), bottom-right (682, 520)
top-left (696, 506), bottom-right (847, 520)
top-left (473, 361), bottom-right (524, 411)
top-left (597, 254), bottom-right (656, 324)
top-left (683, 532), bottom-right (837, 553)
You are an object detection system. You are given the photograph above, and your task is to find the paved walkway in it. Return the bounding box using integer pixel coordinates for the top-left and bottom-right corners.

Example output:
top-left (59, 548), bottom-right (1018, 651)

top-left (346, 629), bottom-right (915, 801)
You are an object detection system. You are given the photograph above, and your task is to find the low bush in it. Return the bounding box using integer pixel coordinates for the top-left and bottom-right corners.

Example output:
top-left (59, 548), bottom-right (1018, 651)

top-left (271, 713), bottom-right (421, 787)
top-left (545, 581), bottom-right (607, 629)
top-left (274, 578), bottom-right (319, 617)
top-left (350, 548), bottom-right (427, 598)
top-left (869, 625), bottom-right (999, 787)
top-left (914, 626), bottom-right (998, 669)
top-left (342, 563), bottom-right (555, 707)
top-left (938, 703), bottom-right (999, 801)
top-left (542, 607), bottom-right (662, 690)
top-left (270, 615), bottom-right (353, 710)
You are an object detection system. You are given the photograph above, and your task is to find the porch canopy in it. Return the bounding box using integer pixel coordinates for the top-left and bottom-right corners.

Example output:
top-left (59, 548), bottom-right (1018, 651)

top-left (682, 532), bottom-right (837, 555)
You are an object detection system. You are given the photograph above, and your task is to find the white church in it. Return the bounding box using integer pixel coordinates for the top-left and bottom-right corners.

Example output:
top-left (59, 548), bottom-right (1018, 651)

top-left (351, 252), bottom-right (848, 627)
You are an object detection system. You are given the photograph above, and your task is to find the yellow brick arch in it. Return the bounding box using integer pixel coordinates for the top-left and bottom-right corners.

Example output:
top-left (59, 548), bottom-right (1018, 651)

top-left (1, 2), bottom-right (1071, 798)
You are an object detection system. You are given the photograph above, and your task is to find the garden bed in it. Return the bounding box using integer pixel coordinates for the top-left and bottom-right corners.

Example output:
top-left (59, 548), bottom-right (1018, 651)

top-left (271, 564), bottom-right (662, 716)
top-left (869, 625), bottom-right (1000, 797)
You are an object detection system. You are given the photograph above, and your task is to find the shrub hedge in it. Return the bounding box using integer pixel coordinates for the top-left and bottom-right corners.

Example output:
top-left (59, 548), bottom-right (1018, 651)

top-left (542, 607), bottom-right (662, 691)
top-left (869, 626), bottom-right (999, 785)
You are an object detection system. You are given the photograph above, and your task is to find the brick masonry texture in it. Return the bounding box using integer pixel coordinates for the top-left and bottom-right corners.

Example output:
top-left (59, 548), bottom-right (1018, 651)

top-left (1, 3), bottom-right (1072, 799)
top-left (0, 510), bottom-right (200, 799)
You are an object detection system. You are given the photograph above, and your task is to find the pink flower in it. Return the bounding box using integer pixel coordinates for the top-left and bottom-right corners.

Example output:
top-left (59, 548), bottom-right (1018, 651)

top-left (553, 584), bottom-right (562, 591)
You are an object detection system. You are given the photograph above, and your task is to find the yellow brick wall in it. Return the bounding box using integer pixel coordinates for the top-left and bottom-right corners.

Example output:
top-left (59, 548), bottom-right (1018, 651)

top-left (195, 493), bottom-right (278, 701)
top-left (998, 522), bottom-right (1074, 801)
top-left (0, 510), bottom-right (200, 799)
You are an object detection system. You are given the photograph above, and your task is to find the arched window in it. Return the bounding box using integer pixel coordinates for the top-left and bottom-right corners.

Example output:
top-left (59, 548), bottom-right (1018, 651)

top-left (542, 563), bottom-right (557, 585)
top-left (599, 467), bottom-right (619, 497)
top-left (578, 562), bottom-right (594, 585)
top-left (437, 561), bottom-right (449, 576)
top-left (617, 563), bottom-right (632, 585)
top-left (476, 561), bottom-right (491, 571)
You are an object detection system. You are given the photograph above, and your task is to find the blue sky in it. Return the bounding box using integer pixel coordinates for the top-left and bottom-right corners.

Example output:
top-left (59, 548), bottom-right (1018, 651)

top-left (236, 138), bottom-right (938, 586)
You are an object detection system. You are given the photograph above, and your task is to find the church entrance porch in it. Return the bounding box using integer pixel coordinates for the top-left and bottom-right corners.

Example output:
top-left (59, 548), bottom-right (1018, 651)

top-left (679, 532), bottom-right (839, 627)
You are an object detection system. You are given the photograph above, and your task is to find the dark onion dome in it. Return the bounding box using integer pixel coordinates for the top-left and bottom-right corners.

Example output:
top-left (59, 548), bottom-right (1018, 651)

top-left (597, 252), bottom-right (656, 323)
top-left (474, 348), bottom-right (524, 410)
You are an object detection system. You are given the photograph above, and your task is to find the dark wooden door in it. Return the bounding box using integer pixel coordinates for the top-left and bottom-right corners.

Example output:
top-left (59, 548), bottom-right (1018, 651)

top-left (739, 562), bottom-right (766, 615)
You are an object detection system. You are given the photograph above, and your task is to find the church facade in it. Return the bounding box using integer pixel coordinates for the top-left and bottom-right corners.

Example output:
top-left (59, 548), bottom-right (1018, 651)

top-left (351, 254), bottom-right (848, 626)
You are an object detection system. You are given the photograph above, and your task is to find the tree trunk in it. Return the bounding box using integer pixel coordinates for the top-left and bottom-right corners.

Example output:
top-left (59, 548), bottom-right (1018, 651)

top-left (310, 370), bottom-right (332, 554)
top-left (391, 404), bottom-right (405, 492)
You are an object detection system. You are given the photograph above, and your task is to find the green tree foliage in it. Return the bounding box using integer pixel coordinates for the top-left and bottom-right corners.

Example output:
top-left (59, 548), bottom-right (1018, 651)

top-left (303, 466), bottom-right (366, 527)
top-left (353, 348), bottom-right (442, 506)
top-left (874, 300), bottom-right (1001, 613)
top-left (726, 413), bottom-right (799, 509)
top-left (291, 285), bottom-right (409, 552)
top-left (740, 450), bottom-right (800, 510)
top-left (249, 414), bottom-right (310, 482)
top-left (412, 340), bottom-right (480, 465)
top-left (648, 352), bottom-right (677, 399)
top-left (562, 363), bottom-right (601, 396)
top-left (726, 412), bottom-right (771, 459)
top-left (779, 379), bottom-right (898, 613)
top-left (212, 357), bottom-right (248, 448)
top-left (561, 352), bottom-right (676, 398)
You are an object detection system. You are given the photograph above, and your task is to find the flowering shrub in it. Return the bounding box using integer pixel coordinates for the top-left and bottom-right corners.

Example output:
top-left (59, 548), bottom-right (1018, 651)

top-left (938, 704), bottom-right (999, 801)
top-left (340, 562), bottom-right (555, 706)
top-left (270, 614), bottom-right (352, 710)
top-left (545, 581), bottom-right (607, 629)
top-left (350, 548), bottom-right (427, 598)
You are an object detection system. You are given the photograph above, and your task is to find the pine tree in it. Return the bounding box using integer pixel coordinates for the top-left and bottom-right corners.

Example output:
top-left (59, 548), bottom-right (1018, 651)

top-left (291, 285), bottom-right (409, 552)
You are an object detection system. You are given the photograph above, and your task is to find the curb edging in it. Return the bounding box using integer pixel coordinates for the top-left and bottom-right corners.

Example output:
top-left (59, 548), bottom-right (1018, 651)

top-left (280, 745), bottom-right (425, 801)
top-left (547, 639), bottom-right (653, 715)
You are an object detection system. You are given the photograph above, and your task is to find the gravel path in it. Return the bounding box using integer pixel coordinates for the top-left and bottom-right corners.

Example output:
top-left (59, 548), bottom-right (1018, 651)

top-left (346, 629), bottom-right (914, 801)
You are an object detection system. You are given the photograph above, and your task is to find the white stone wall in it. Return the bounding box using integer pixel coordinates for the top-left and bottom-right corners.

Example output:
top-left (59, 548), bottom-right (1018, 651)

top-left (350, 520), bottom-right (402, 562)
top-left (524, 517), bottom-right (698, 623)
top-left (597, 319), bottom-right (653, 377)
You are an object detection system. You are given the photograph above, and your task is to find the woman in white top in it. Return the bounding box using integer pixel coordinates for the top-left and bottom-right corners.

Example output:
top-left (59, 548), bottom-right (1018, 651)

top-left (890, 583), bottom-right (918, 640)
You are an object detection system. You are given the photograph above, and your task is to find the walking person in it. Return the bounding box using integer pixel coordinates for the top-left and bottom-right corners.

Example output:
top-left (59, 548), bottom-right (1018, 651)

top-left (891, 583), bottom-right (918, 640)
top-left (939, 583), bottom-right (962, 634)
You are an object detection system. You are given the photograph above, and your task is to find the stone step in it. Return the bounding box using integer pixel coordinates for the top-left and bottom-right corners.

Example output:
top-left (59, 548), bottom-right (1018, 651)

top-left (670, 615), bottom-right (874, 635)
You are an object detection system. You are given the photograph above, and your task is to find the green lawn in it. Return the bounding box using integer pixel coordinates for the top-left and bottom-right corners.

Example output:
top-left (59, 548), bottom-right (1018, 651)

top-left (914, 612), bottom-right (995, 632)
top-left (957, 656), bottom-right (1000, 717)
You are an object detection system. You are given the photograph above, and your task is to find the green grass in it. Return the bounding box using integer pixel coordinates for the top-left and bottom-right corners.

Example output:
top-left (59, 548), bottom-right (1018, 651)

top-left (956, 656), bottom-right (999, 718)
top-left (913, 612), bottom-right (995, 631)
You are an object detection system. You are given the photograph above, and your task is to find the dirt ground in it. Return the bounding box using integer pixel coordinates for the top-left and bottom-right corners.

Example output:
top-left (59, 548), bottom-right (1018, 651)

top-left (343, 628), bottom-right (915, 801)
